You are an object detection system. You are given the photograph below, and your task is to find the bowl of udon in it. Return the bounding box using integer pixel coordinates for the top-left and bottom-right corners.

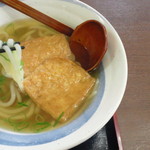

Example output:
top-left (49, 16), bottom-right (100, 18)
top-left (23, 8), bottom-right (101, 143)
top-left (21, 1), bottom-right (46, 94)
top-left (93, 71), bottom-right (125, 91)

top-left (0, 0), bottom-right (127, 149)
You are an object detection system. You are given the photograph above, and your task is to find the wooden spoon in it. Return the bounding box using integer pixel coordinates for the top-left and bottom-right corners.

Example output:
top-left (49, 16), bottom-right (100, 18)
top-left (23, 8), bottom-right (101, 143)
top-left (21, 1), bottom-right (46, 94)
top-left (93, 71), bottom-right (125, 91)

top-left (0, 0), bottom-right (107, 71)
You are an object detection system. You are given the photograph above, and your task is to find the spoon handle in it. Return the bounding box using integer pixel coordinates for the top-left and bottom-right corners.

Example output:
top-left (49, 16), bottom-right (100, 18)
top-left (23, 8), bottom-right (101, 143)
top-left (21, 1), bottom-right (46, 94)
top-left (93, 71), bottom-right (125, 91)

top-left (0, 0), bottom-right (73, 36)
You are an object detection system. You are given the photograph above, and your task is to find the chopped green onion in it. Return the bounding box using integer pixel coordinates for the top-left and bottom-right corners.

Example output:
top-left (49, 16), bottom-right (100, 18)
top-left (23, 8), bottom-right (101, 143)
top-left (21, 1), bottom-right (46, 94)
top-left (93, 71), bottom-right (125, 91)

top-left (33, 121), bottom-right (51, 133)
top-left (14, 121), bottom-right (30, 131)
top-left (23, 95), bottom-right (30, 100)
top-left (3, 118), bottom-right (29, 131)
top-left (53, 112), bottom-right (64, 127)
top-left (0, 75), bottom-right (6, 85)
top-left (17, 102), bottom-right (28, 107)
top-left (20, 60), bottom-right (24, 66)
top-left (36, 122), bottom-right (50, 125)
top-left (4, 113), bottom-right (29, 131)
top-left (20, 60), bottom-right (24, 70)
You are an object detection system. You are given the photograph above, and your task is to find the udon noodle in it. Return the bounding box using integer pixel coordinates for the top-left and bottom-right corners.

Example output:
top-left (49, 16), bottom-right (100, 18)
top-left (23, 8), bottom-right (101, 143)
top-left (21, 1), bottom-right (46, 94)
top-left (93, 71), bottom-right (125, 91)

top-left (0, 19), bottom-right (98, 133)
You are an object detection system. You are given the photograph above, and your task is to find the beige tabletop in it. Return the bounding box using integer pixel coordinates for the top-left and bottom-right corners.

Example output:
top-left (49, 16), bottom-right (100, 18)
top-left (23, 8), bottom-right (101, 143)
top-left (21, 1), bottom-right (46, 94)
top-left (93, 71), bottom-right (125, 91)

top-left (80, 0), bottom-right (150, 149)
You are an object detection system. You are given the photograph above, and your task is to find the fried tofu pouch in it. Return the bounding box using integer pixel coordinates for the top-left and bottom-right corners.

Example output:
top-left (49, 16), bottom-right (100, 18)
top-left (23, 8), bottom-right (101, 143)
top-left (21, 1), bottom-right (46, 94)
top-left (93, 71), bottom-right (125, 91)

top-left (22, 34), bottom-right (74, 77)
top-left (23, 58), bottom-right (95, 122)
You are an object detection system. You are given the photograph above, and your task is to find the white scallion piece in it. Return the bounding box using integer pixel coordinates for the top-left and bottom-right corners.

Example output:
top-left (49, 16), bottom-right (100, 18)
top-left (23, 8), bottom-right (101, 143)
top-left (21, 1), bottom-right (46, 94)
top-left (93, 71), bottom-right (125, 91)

top-left (7, 39), bottom-right (14, 48)
top-left (0, 39), bottom-right (24, 91)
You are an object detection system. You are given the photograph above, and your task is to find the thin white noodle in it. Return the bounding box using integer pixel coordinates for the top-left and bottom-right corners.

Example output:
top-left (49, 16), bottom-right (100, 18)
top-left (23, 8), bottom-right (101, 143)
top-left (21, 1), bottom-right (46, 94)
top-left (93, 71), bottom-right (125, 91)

top-left (0, 102), bottom-right (35, 120)
top-left (0, 111), bottom-right (9, 118)
top-left (20, 30), bottom-right (35, 41)
top-left (25, 103), bottom-right (35, 118)
top-left (35, 114), bottom-right (45, 122)
top-left (25, 36), bottom-right (32, 41)
top-left (11, 103), bottom-right (35, 120)
top-left (0, 106), bottom-right (26, 114)
top-left (38, 31), bottom-right (52, 37)
top-left (0, 32), bottom-right (9, 39)
top-left (20, 26), bottom-right (55, 41)
top-left (13, 24), bottom-right (29, 30)
top-left (29, 26), bottom-right (52, 32)
top-left (29, 25), bottom-right (57, 34)
top-left (0, 81), bottom-right (16, 107)
top-left (15, 87), bottom-right (22, 102)
top-left (29, 26), bottom-right (47, 30)
top-left (38, 31), bottom-right (46, 37)
top-left (34, 105), bottom-right (40, 114)
top-left (0, 101), bottom-right (31, 114)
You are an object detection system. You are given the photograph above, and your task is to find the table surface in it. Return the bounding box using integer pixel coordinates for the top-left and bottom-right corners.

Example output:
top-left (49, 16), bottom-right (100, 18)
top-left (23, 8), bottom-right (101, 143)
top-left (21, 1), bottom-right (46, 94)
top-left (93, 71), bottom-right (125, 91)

top-left (80, 0), bottom-right (150, 150)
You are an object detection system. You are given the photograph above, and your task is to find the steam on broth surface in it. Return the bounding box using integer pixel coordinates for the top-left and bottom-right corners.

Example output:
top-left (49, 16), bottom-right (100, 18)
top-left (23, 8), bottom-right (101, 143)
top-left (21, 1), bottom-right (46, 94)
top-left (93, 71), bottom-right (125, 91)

top-left (0, 19), bottom-right (98, 133)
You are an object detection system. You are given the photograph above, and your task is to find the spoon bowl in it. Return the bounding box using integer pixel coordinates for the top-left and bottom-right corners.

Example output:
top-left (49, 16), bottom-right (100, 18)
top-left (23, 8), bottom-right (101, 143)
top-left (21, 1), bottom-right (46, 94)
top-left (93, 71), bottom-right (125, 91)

top-left (70, 20), bottom-right (107, 71)
top-left (0, 0), bottom-right (107, 71)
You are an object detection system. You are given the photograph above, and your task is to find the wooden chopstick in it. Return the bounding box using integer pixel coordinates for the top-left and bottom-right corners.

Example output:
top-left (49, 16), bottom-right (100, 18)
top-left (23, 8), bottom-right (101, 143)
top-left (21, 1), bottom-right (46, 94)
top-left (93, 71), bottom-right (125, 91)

top-left (0, 0), bottom-right (73, 36)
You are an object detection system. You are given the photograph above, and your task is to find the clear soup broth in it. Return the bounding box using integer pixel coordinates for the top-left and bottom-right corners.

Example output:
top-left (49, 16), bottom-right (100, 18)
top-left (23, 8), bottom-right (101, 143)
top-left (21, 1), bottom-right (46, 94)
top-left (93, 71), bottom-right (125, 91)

top-left (0, 19), bottom-right (99, 133)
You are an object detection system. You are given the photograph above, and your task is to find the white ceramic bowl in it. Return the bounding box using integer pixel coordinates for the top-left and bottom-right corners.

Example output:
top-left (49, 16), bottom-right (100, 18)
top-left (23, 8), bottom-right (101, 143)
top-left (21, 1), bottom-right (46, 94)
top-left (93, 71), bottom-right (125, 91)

top-left (0, 0), bottom-right (127, 149)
